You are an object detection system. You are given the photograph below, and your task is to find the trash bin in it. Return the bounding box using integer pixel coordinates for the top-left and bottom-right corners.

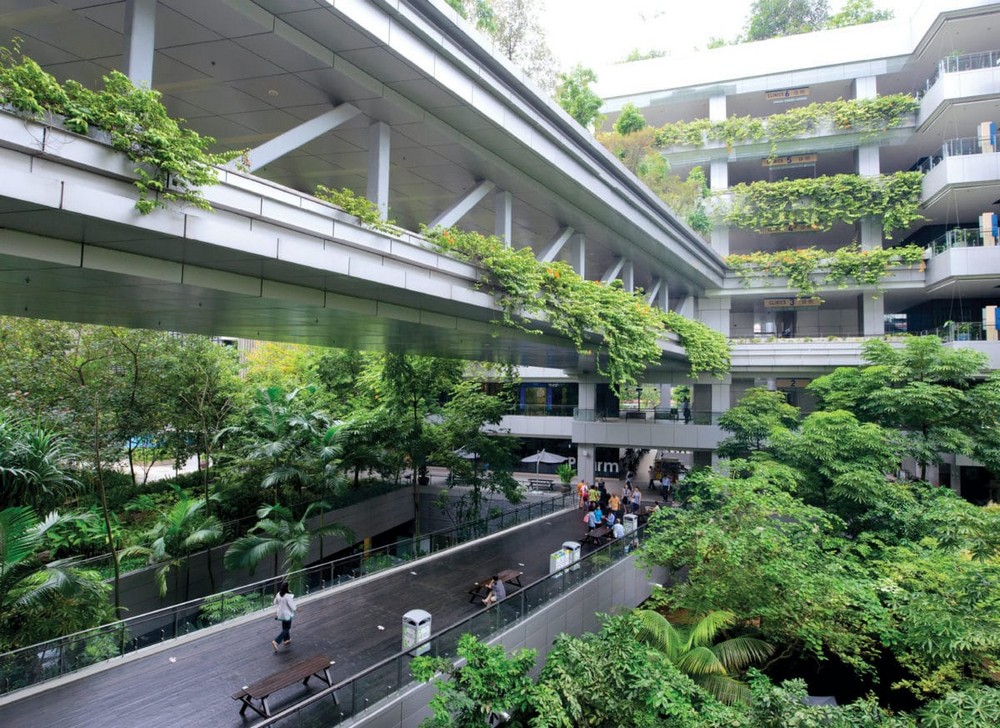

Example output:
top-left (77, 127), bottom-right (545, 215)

top-left (561, 541), bottom-right (581, 571)
top-left (402, 609), bottom-right (432, 656)
top-left (623, 513), bottom-right (638, 535)
top-left (549, 547), bottom-right (571, 575)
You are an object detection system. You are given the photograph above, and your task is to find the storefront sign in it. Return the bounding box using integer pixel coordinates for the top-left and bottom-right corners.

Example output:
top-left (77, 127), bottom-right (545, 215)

top-left (766, 87), bottom-right (809, 102)
top-left (763, 297), bottom-right (822, 309)
top-left (762, 154), bottom-right (818, 167)
top-left (776, 378), bottom-right (811, 389)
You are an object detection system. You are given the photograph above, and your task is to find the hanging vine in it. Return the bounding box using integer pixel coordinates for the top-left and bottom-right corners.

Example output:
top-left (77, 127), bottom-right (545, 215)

top-left (424, 226), bottom-right (730, 394)
top-left (717, 171), bottom-right (924, 238)
top-left (726, 242), bottom-right (926, 299)
top-left (0, 44), bottom-right (241, 214)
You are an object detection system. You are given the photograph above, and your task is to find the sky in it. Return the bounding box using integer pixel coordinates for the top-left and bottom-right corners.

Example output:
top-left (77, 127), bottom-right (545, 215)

top-left (536, 0), bottom-right (922, 69)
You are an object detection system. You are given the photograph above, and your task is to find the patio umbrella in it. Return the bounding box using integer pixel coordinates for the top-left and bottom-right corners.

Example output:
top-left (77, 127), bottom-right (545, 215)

top-left (454, 447), bottom-right (480, 460)
top-left (520, 449), bottom-right (568, 473)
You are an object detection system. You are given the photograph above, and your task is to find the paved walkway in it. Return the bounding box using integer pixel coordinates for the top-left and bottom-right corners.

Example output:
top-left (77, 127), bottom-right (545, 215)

top-left (0, 507), bottom-right (607, 727)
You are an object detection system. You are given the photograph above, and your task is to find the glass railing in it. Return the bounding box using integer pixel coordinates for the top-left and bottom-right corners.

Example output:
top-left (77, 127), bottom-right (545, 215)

top-left (926, 49), bottom-right (1000, 90)
top-left (574, 408), bottom-right (723, 425)
top-left (915, 136), bottom-right (993, 173)
top-left (506, 403), bottom-right (577, 417)
top-left (258, 525), bottom-right (647, 726)
top-left (917, 321), bottom-right (990, 342)
top-left (0, 492), bottom-right (573, 697)
top-left (929, 227), bottom-right (985, 256)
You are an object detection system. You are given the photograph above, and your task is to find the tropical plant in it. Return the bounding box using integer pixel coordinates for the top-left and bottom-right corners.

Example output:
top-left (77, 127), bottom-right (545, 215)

top-left (0, 44), bottom-right (240, 213)
top-left (223, 501), bottom-right (353, 591)
top-left (635, 608), bottom-right (774, 704)
top-left (123, 495), bottom-right (223, 599)
top-left (0, 507), bottom-right (111, 650)
top-left (555, 462), bottom-right (576, 486)
top-left (0, 411), bottom-right (80, 511)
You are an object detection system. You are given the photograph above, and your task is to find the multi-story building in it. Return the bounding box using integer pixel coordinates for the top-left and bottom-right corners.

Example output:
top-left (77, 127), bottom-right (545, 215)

top-left (577, 0), bottom-right (1000, 497)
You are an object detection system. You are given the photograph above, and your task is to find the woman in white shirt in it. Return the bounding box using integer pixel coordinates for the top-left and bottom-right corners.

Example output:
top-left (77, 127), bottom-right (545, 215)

top-left (271, 582), bottom-right (296, 652)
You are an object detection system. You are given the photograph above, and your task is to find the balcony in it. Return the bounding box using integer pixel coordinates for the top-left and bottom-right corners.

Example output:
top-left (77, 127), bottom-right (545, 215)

top-left (928, 227), bottom-right (984, 256)
top-left (917, 136), bottom-right (1000, 204)
top-left (572, 408), bottom-right (724, 451)
top-left (920, 51), bottom-right (1000, 128)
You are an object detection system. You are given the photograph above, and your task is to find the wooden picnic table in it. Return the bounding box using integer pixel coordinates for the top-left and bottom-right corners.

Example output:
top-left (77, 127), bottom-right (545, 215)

top-left (582, 525), bottom-right (613, 546)
top-left (467, 568), bottom-right (524, 603)
top-left (527, 477), bottom-right (556, 491)
top-left (232, 654), bottom-right (336, 718)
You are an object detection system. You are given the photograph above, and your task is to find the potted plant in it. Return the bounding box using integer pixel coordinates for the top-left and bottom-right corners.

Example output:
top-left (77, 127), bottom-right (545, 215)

top-left (556, 463), bottom-right (576, 493)
top-left (417, 464), bottom-right (430, 486)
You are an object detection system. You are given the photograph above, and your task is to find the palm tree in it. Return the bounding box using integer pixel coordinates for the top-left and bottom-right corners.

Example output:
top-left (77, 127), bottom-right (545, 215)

top-left (224, 502), bottom-right (353, 591)
top-left (635, 609), bottom-right (774, 704)
top-left (0, 413), bottom-right (80, 511)
top-left (124, 496), bottom-right (222, 600)
top-left (0, 507), bottom-right (106, 649)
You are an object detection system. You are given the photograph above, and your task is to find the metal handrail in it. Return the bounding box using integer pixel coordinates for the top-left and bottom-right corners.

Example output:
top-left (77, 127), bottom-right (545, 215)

top-left (926, 49), bottom-right (1000, 89)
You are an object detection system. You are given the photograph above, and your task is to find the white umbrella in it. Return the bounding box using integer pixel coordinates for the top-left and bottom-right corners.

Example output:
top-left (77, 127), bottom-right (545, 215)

top-left (454, 447), bottom-right (480, 460)
top-left (519, 449), bottom-right (568, 473)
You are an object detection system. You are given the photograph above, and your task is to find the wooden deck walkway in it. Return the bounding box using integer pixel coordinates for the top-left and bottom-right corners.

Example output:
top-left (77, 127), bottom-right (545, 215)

top-left (0, 508), bottom-right (592, 727)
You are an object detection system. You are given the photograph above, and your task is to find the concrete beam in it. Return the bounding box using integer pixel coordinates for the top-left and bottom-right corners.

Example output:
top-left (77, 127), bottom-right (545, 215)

top-left (247, 104), bottom-right (361, 172)
top-left (430, 180), bottom-right (495, 229)
top-left (538, 226), bottom-right (574, 263)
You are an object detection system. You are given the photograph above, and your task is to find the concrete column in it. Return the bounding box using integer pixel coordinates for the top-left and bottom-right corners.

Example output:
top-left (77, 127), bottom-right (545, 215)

top-left (576, 444), bottom-right (596, 485)
top-left (859, 293), bottom-right (885, 335)
top-left (123, 0), bottom-right (157, 88)
top-left (494, 190), bottom-right (512, 245)
top-left (655, 280), bottom-right (668, 312)
top-left (854, 76), bottom-right (877, 100)
top-left (693, 451), bottom-right (713, 469)
top-left (854, 75), bottom-right (882, 251)
top-left (659, 384), bottom-right (672, 408)
top-left (708, 94), bottom-right (727, 122)
top-left (366, 121), bottom-right (390, 219)
top-left (859, 216), bottom-right (882, 251)
top-left (675, 294), bottom-right (696, 319)
top-left (711, 224), bottom-right (730, 256)
top-left (570, 233), bottom-right (586, 279)
top-left (622, 260), bottom-right (635, 292)
top-left (697, 296), bottom-right (731, 336)
top-left (578, 381), bottom-right (596, 412)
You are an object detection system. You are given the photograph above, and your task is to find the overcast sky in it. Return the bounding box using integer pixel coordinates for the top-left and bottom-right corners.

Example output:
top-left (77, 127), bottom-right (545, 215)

top-left (536, 0), bottom-right (924, 69)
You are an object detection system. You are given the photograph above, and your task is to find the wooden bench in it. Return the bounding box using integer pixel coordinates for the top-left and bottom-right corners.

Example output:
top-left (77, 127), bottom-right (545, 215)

top-left (528, 477), bottom-right (555, 491)
top-left (232, 654), bottom-right (337, 719)
top-left (582, 525), bottom-right (612, 546)
top-left (467, 568), bottom-right (524, 603)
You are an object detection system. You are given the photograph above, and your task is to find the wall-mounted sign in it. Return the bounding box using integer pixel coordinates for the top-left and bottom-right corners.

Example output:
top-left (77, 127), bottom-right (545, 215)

top-left (763, 154), bottom-right (818, 167)
top-left (776, 378), bottom-right (811, 389)
top-left (766, 87), bottom-right (810, 102)
top-left (763, 297), bottom-right (822, 309)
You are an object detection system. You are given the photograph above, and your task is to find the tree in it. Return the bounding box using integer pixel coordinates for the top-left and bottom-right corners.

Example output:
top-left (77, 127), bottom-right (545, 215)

top-left (717, 387), bottom-right (800, 460)
top-left (555, 65), bottom-right (603, 130)
top-left (743, 0), bottom-right (829, 42)
top-left (635, 609), bottom-right (774, 704)
top-left (0, 507), bottom-right (111, 650)
top-left (0, 411), bottom-right (80, 512)
top-left (224, 501), bottom-right (353, 591)
top-left (125, 495), bottom-right (223, 600)
top-left (826, 0), bottom-right (893, 29)
top-left (614, 102), bottom-right (647, 135)
top-left (808, 336), bottom-right (996, 481)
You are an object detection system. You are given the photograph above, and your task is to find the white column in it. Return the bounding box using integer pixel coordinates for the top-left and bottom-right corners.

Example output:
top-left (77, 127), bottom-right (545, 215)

top-left (709, 100), bottom-right (730, 255)
top-left (622, 260), bottom-right (635, 292)
top-left (494, 190), bottom-right (512, 245)
top-left (708, 94), bottom-right (727, 122)
top-left (859, 293), bottom-right (885, 336)
top-left (675, 294), bottom-right (696, 319)
top-left (576, 444), bottom-right (596, 485)
top-left (855, 76), bottom-right (882, 251)
top-left (570, 233), bottom-right (586, 279)
top-left (123, 0), bottom-right (157, 88)
top-left (366, 121), bottom-right (390, 220)
top-left (697, 295), bottom-right (731, 336)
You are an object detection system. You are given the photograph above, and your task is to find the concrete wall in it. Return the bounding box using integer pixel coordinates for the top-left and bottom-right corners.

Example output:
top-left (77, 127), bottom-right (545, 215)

top-left (353, 554), bottom-right (668, 728)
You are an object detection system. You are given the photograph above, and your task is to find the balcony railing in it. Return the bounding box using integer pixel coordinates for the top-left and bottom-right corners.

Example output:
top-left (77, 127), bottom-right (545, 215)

top-left (506, 403), bottom-right (576, 417)
top-left (925, 49), bottom-right (1000, 90)
top-left (255, 526), bottom-right (647, 726)
top-left (915, 321), bottom-right (991, 343)
top-left (929, 227), bottom-right (985, 256)
top-left (574, 408), bottom-right (723, 425)
top-left (0, 492), bottom-right (573, 697)
top-left (914, 136), bottom-right (992, 174)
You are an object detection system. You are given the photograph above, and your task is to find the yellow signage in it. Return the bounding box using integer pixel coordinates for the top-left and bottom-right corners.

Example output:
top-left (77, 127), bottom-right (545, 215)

top-left (776, 378), bottom-right (811, 389)
top-left (763, 297), bottom-right (822, 309)
top-left (766, 87), bottom-right (810, 101)
top-left (763, 154), bottom-right (818, 167)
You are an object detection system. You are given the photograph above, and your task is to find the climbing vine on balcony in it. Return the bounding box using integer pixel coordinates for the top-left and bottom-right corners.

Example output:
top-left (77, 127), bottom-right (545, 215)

top-left (653, 94), bottom-right (919, 150)
top-left (717, 171), bottom-right (924, 237)
top-left (726, 242), bottom-right (925, 299)
top-left (0, 43), bottom-right (240, 213)
top-left (314, 186), bottom-right (397, 233)
top-left (424, 226), bottom-right (730, 394)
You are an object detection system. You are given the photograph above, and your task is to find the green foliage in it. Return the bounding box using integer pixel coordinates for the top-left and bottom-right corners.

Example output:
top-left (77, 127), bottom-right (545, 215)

top-left (0, 410), bottom-right (80, 512)
top-left (424, 225), bottom-right (730, 394)
top-left (719, 172), bottom-right (925, 238)
top-left (411, 633), bottom-right (537, 728)
top-left (620, 48), bottom-right (668, 63)
top-left (743, 0), bottom-right (829, 41)
top-left (727, 243), bottom-right (924, 299)
top-left (614, 102), bottom-right (647, 135)
top-left (0, 44), bottom-right (240, 214)
top-left (653, 94), bottom-right (919, 150)
top-left (717, 387), bottom-right (801, 459)
top-left (555, 462), bottom-right (575, 485)
top-left (918, 686), bottom-right (1000, 727)
top-left (827, 0), bottom-right (894, 29)
top-left (314, 185), bottom-right (396, 233)
top-left (198, 591), bottom-right (261, 626)
top-left (554, 65), bottom-right (603, 129)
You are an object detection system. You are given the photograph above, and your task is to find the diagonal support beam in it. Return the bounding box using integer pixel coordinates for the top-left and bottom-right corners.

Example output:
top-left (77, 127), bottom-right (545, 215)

top-left (538, 226), bottom-right (574, 263)
top-left (430, 180), bottom-right (495, 229)
top-left (646, 277), bottom-right (669, 311)
top-left (247, 104), bottom-right (361, 172)
top-left (600, 257), bottom-right (625, 284)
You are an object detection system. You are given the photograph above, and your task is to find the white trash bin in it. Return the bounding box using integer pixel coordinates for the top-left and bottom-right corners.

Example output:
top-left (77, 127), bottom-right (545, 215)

top-left (623, 513), bottom-right (638, 535)
top-left (402, 609), bottom-right (432, 656)
top-left (561, 540), bottom-right (581, 571)
top-left (549, 548), bottom-right (572, 576)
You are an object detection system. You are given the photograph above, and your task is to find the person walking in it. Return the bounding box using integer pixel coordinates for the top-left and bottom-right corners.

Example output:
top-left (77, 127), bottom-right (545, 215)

top-left (271, 582), bottom-right (296, 652)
